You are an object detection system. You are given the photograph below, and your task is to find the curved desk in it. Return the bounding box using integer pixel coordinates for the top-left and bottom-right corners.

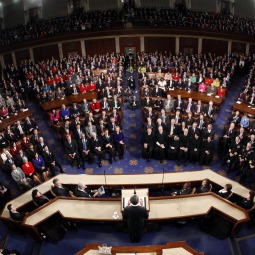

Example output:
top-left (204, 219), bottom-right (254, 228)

top-left (0, 169), bottom-right (251, 220)
top-left (22, 193), bottom-right (248, 227)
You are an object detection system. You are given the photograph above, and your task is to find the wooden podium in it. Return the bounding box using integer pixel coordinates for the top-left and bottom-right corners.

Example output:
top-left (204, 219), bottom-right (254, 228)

top-left (121, 188), bottom-right (149, 211)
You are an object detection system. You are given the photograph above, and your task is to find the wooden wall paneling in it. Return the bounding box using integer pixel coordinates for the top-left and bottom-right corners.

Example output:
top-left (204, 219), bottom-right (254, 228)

top-left (249, 44), bottom-right (255, 55)
top-left (179, 37), bottom-right (198, 54)
top-left (202, 39), bottom-right (228, 55)
top-left (232, 41), bottom-right (246, 54)
top-left (144, 37), bottom-right (175, 53)
top-left (3, 53), bottom-right (13, 66)
top-left (85, 38), bottom-right (115, 56)
top-left (33, 44), bottom-right (59, 62)
top-left (119, 37), bottom-right (140, 54)
top-left (15, 49), bottom-right (30, 65)
top-left (62, 41), bottom-right (82, 58)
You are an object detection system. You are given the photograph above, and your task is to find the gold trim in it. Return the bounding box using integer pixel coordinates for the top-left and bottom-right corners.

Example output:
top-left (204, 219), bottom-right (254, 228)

top-left (236, 233), bottom-right (255, 241)
top-left (227, 238), bottom-right (235, 255)
top-left (234, 237), bottom-right (243, 255)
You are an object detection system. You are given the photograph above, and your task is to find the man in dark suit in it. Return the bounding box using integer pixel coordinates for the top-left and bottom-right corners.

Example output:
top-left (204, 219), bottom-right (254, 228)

top-left (151, 84), bottom-right (162, 97)
top-left (42, 146), bottom-right (65, 174)
top-left (78, 133), bottom-right (94, 169)
top-left (123, 194), bottom-right (149, 243)
top-left (141, 127), bottom-right (155, 162)
top-left (110, 95), bottom-right (122, 111)
top-left (194, 100), bottom-right (204, 116)
top-left (52, 178), bottom-right (74, 197)
top-left (90, 132), bottom-right (104, 167)
top-left (7, 204), bottom-right (25, 221)
top-left (142, 96), bottom-right (154, 110)
top-left (74, 182), bottom-right (99, 197)
top-left (177, 128), bottom-right (189, 166)
top-left (174, 95), bottom-right (184, 111)
top-left (64, 134), bottom-right (81, 168)
top-left (101, 129), bottom-right (116, 164)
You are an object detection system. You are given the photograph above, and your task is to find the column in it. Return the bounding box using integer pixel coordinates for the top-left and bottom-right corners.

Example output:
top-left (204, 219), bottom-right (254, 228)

top-left (11, 52), bottom-right (16, 66)
top-left (115, 37), bottom-right (120, 53)
top-left (216, 0), bottom-right (221, 13)
top-left (29, 48), bottom-right (34, 62)
top-left (135, 0), bottom-right (141, 8)
top-left (198, 38), bottom-right (202, 54)
top-left (228, 41), bottom-right (232, 54)
top-left (0, 54), bottom-right (4, 69)
top-left (169, 0), bottom-right (174, 8)
top-left (117, 0), bottom-right (123, 9)
top-left (58, 43), bottom-right (63, 59)
top-left (175, 37), bottom-right (180, 54)
top-left (246, 43), bottom-right (250, 55)
top-left (81, 40), bottom-right (86, 57)
top-left (140, 36), bottom-right (144, 52)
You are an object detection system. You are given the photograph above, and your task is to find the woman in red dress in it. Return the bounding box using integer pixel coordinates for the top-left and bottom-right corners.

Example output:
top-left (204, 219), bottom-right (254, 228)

top-left (22, 157), bottom-right (41, 184)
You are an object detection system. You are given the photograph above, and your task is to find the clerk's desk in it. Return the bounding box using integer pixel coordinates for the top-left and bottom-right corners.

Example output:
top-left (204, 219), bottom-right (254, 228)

top-left (0, 170), bottom-right (251, 239)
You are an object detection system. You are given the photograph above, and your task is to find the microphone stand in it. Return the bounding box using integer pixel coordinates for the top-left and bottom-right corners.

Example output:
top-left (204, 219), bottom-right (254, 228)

top-left (161, 167), bottom-right (165, 196)
top-left (104, 169), bottom-right (107, 186)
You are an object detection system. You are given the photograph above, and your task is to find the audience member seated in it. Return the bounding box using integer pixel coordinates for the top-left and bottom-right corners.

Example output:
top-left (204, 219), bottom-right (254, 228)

top-left (217, 184), bottom-right (233, 199)
top-left (32, 189), bottom-right (50, 206)
top-left (22, 156), bottom-right (41, 184)
top-left (171, 182), bottom-right (192, 196)
top-left (237, 191), bottom-right (255, 211)
top-left (11, 164), bottom-right (32, 190)
top-left (196, 178), bottom-right (211, 193)
top-left (52, 178), bottom-right (75, 197)
top-left (7, 204), bottom-right (25, 221)
top-left (74, 182), bottom-right (100, 197)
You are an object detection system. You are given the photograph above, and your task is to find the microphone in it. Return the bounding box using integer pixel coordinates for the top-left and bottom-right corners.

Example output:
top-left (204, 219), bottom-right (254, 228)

top-left (134, 187), bottom-right (136, 195)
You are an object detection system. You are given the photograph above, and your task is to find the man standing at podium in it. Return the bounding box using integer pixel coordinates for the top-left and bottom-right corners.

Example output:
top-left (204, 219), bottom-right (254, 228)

top-left (123, 194), bottom-right (149, 243)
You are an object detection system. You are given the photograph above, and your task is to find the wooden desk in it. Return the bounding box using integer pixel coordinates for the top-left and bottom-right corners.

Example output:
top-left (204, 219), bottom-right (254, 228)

top-left (166, 89), bottom-right (224, 108)
top-left (233, 102), bottom-right (255, 116)
top-left (40, 92), bottom-right (98, 112)
top-left (0, 110), bottom-right (32, 131)
top-left (0, 169), bottom-right (251, 220)
top-left (76, 242), bottom-right (204, 255)
top-left (22, 193), bottom-right (248, 233)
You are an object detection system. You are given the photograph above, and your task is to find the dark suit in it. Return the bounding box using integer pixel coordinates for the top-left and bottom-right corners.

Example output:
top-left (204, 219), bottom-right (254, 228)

top-left (64, 139), bottom-right (80, 166)
top-left (101, 134), bottom-right (115, 162)
top-left (78, 138), bottom-right (94, 167)
top-left (199, 140), bottom-right (215, 165)
top-left (141, 131), bottom-right (155, 160)
top-left (90, 136), bottom-right (104, 163)
top-left (52, 185), bottom-right (71, 197)
top-left (9, 210), bottom-right (25, 221)
top-left (74, 186), bottom-right (90, 197)
top-left (123, 205), bottom-right (149, 243)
